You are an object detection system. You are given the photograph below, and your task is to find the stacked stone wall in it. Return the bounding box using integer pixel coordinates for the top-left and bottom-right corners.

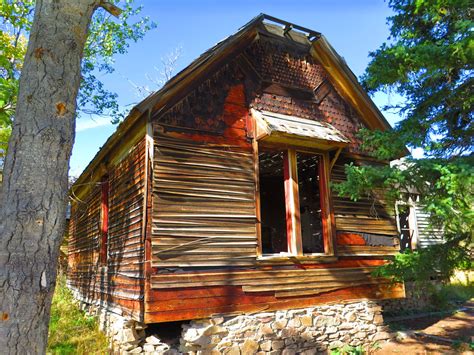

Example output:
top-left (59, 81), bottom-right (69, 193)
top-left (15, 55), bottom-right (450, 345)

top-left (179, 301), bottom-right (391, 354)
top-left (379, 281), bottom-right (442, 315)
top-left (75, 282), bottom-right (443, 354)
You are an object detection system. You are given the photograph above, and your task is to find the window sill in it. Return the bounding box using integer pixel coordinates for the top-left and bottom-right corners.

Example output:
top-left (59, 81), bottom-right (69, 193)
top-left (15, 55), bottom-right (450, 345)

top-left (257, 254), bottom-right (337, 264)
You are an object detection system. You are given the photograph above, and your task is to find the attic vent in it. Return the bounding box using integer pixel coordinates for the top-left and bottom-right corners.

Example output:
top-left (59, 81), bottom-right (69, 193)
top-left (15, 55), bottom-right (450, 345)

top-left (313, 79), bottom-right (332, 105)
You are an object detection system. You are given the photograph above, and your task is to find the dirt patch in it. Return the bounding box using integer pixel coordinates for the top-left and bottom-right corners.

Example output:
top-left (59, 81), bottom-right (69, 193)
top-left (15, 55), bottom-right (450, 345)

top-left (375, 300), bottom-right (474, 354)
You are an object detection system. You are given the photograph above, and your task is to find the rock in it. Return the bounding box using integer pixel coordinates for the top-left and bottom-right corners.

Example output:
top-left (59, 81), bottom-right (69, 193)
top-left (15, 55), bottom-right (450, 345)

top-left (143, 343), bottom-right (155, 353)
top-left (260, 324), bottom-right (274, 336)
top-left (372, 332), bottom-right (392, 341)
top-left (272, 340), bottom-right (285, 350)
top-left (225, 346), bottom-right (241, 355)
top-left (300, 330), bottom-right (313, 341)
top-left (329, 340), bottom-right (344, 349)
top-left (373, 314), bottom-right (384, 324)
top-left (355, 331), bottom-right (366, 339)
top-left (281, 328), bottom-right (298, 337)
top-left (339, 322), bottom-right (353, 330)
top-left (300, 315), bottom-right (313, 327)
top-left (183, 328), bottom-right (200, 342)
top-left (204, 325), bottom-right (229, 336)
top-left (135, 323), bottom-right (147, 330)
top-left (241, 339), bottom-right (259, 354)
top-left (327, 316), bottom-right (341, 327)
top-left (156, 344), bottom-right (171, 352)
top-left (211, 317), bottom-right (225, 325)
top-left (146, 335), bottom-right (162, 345)
top-left (273, 319), bottom-right (288, 330)
top-left (121, 328), bottom-right (139, 343)
top-left (313, 316), bottom-right (328, 327)
top-left (260, 340), bottom-right (272, 351)
top-left (122, 342), bottom-right (140, 351)
top-left (326, 326), bottom-right (338, 334)
top-left (217, 341), bottom-right (233, 350)
top-left (344, 311), bottom-right (357, 322)
top-left (282, 349), bottom-right (297, 355)
top-left (244, 330), bottom-right (256, 338)
top-left (163, 350), bottom-right (179, 355)
top-left (288, 317), bottom-right (301, 328)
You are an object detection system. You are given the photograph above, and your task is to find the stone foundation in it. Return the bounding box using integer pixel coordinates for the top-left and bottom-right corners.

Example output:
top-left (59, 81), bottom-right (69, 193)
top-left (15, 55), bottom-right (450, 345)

top-left (80, 302), bottom-right (178, 354)
top-left (80, 299), bottom-right (394, 354)
top-left (73, 282), bottom-right (443, 353)
top-left (379, 281), bottom-right (442, 315)
top-left (179, 301), bottom-right (392, 354)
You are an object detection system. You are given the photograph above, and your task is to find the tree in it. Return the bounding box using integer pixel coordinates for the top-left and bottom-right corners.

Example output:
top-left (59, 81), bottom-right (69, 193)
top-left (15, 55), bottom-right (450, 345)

top-left (0, 1), bottom-right (154, 352)
top-left (334, 0), bottom-right (473, 282)
top-left (0, 0), bottom-right (155, 172)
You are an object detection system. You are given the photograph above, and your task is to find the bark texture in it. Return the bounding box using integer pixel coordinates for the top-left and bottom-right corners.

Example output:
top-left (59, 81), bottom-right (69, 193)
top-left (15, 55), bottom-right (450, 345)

top-left (0, 1), bottom-right (100, 353)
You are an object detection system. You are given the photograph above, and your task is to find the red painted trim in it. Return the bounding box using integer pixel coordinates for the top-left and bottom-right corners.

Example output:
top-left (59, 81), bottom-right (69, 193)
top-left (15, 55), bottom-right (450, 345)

top-left (318, 156), bottom-right (330, 254)
top-left (283, 151), bottom-right (293, 253)
top-left (100, 177), bottom-right (109, 265)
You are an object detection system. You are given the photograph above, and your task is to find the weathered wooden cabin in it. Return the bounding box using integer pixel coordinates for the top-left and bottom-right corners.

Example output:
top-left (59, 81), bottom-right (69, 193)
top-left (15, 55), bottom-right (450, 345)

top-left (68, 14), bottom-right (405, 325)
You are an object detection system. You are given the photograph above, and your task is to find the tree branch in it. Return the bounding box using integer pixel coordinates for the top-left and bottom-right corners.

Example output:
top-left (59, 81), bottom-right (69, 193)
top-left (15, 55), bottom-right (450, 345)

top-left (99, 1), bottom-right (122, 17)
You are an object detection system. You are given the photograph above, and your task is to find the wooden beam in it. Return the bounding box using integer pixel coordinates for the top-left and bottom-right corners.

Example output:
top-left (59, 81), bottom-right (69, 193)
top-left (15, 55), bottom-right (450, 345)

top-left (283, 149), bottom-right (302, 256)
top-left (320, 152), bottom-right (335, 255)
top-left (330, 147), bottom-right (343, 173)
top-left (252, 136), bottom-right (263, 257)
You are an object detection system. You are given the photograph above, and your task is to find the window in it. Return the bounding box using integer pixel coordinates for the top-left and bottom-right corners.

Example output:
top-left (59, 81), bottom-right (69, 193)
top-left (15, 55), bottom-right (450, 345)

top-left (258, 147), bottom-right (334, 257)
top-left (100, 176), bottom-right (109, 265)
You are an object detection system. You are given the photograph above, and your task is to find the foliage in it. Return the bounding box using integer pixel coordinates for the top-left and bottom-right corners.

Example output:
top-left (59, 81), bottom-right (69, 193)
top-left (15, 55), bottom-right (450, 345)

top-left (0, 0), bottom-right (156, 165)
top-left (334, 0), bottom-right (474, 283)
top-left (0, 0), bottom-right (30, 168)
top-left (373, 241), bottom-right (472, 284)
top-left (47, 276), bottom-right (109, 354)
top-left (330, 344), bottom-right (364, 355)
top-left (362, 0), bottom-right (473, 157)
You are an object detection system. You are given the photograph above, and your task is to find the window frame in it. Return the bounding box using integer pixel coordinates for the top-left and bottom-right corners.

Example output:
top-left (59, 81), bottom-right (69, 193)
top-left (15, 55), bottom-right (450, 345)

top-left (256, 144), bottom-right (335, 260)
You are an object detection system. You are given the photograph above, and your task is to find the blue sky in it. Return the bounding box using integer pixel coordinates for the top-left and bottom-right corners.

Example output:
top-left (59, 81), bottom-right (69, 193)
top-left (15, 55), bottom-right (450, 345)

top-left (70, 0), bottom-right (403, 177)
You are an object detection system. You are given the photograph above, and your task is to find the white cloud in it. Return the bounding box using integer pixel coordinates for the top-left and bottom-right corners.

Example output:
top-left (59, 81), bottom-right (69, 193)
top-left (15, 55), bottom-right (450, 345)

top-left (76, 116), bottom-right (113, 132)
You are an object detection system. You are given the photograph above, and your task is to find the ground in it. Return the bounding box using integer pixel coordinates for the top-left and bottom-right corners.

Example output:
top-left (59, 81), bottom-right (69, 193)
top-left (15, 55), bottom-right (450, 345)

top-left (375, 300), bottom-right (474, 354)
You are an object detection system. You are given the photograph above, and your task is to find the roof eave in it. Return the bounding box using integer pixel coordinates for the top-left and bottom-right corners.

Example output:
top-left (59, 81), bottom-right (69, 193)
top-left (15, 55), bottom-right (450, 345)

top-left (310, 36), bottom-right (392, 132)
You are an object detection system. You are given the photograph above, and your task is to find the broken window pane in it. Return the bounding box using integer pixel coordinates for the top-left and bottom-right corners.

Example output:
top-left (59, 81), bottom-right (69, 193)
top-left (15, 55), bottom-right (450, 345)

top-left (259, 150), bottom-right (288, 254)
top-left (296, 152), bottom-right (324, 253)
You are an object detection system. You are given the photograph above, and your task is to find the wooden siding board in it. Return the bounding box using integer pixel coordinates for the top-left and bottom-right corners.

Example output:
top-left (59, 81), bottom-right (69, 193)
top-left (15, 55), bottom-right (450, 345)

top-left (68, 138), bottom-right (147, 321)
top-left (152, 131), bottom-right (257, 268)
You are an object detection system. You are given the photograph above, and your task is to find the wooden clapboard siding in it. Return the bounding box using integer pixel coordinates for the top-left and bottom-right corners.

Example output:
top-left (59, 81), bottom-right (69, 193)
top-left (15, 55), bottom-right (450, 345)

top-left (146, 82), bottom-right (403, 322)
top-left (330, 156), bottom-right (400, 256)
top-left (151, 266), bottom-right (387, 297)
top-left (414, 203), bottom-right (444, 248)
top-left (68, 138), bottom-right (147, 321)
top-left (144, 282), bottom-right (405, 323)
top-left (151, 132), bottom-right (257, 268)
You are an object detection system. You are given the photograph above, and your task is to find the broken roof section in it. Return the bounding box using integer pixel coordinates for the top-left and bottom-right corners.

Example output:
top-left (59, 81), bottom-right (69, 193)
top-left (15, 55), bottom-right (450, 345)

top-left (253, 109), bottom-right (350, 150)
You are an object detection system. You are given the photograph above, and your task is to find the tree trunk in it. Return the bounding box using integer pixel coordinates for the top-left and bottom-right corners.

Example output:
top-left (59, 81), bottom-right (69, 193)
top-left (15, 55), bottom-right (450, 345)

top-left (0, 1), bottom-right (100, 353)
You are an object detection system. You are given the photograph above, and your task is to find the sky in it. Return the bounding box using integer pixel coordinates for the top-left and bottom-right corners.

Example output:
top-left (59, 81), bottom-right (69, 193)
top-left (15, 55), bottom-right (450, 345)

top-left (70, 0), bottom-right (404, 177)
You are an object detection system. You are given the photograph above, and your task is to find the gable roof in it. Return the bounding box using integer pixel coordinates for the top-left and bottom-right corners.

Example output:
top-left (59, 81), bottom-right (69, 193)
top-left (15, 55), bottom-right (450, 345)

top-left (74, 14), bottom-right (394, 188)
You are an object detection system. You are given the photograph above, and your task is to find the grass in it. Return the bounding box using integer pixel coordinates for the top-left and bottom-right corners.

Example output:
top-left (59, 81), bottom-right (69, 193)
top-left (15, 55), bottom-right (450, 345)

top-left (431, 281), bottom-right (474, 309)
top-left (47, 275), bottom-right (109, 354)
